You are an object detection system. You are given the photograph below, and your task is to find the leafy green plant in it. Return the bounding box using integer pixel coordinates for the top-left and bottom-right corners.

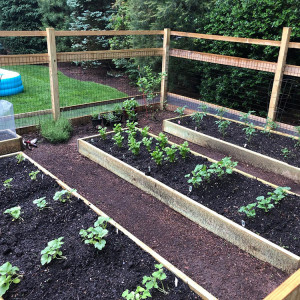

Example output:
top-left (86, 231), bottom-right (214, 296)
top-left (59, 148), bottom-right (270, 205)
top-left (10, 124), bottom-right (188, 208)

top-left (141, 126), bottom-right (150, 138)
top-left (239, 110), bottom-right (255, 125)
top-left (128, 136), bottom-right (142, 155)
top-left (151, 147), bottom-right (164, 165)
top-left (3, 178), bottom-right (13, 189)
top-left (216, 119), bottom-right (231, 138)
top-left (33, 197), bottom-right (49, 210)
top-left (263, 117), bottom-right (278, 135)
top-left (256, 196), bottom-right (274, 212)
top-left (123, 98), bottom-right (139, 112)
top-left (156, 133), bottom-right (168, 149)
top-left (29, 170), bottom-right (40, 180)
top-left (122, 286), bottom-right (151, 300)
top-left (267, 186), bottom-right (291, 204)
top-left (216, 107), bottom-right (227, 119)
top-left (103, 112), bottom-right (119, 123)
top-left (41, 237), bottom-right (65, 265)
top-left (281, 147), bottom-right (290, 158)
top-left (185, 164), bottom-right (211, 187)
top-left (178, 141), bottom-right (190, 159)
top-left (40, 117), bottom-right (72, 144)
top-left (239, 203), bottom-right (257, 218)
top-left (0, 262), bottom-right (22, 297)
top-left (126, 120), bottom-right (138, 133)
top-left (80, 216), bottom-right (110, 250)
top-left (15, 153), bottom-right (25, 164)
top-left (98, 126), bottom-right (107, 140)
top-left (114, 103), bottom-right (123, 115)
top-left (209, 157), bottom-right (237, 177)
top-left (113, 123), bottom-right (123, 134)
top-left (191, 111), bottom-right (207, 127)
top-left (164, 145), bottom-right (178, 163)
top-left (142, 137), bottom-right (153, 152)
top-left (174, 105), bottom-right (186, 116)
top-left (112, 132), bottom-right (124, 147)
top-left (243, 123), bottom-right (256, 144)
top-left (53, 189), bottom-right (76, 203)
top-left (142, 264), bottom-right (168, 294)
top-left (4, 206), bottom-right (21, 221)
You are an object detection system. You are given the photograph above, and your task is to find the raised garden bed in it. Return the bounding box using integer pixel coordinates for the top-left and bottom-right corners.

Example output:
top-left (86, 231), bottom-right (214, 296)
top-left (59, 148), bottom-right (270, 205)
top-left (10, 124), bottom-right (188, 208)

top-left (78, 129), bottom-right (300, 274)
top-left (0, 152), bottom-right (212, 300)
top-left (0, 130), bottom-right (22, 155)
top-left (163, 114), bottom-right (300, 184)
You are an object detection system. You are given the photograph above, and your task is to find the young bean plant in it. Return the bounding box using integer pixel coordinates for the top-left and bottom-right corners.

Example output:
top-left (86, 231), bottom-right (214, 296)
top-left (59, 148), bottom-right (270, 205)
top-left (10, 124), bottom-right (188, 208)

top-left (3, 178), bottom-right (13, 189)
top-left (15, 153), bottom-right (25, 164)
top-left (126, 120), bottom-right (138, 133)
top-left (178, 141), bottom-right (190, 159)
top-left (53, 189), bottom-right (76, 203)
top-left (128, 136), bottom-right (142, 156)
top-left (41, 237), bottom-right (65, 265)
top-left (122, 286), bottom-right (151, 300)
top-left (142, 137), bottom-right (153, 152)
top-left (29, 170), bottom-right (40, 180)
top-left (209, 157), bottom-right (238, 177)
top-left (216, 119), bottom-right (231, 138)
top-left (256, 196), bottom-right (274, 212)
top-left (151, 147), bottom-right (164, 165)
top-left (4, 206), bottom-right (22, 221)
top-left (156, 133), bottom-right (168, 149)
top-left (239, 203), bottom-right (257, 218)
top-left (174, 105), bottom-right (186, 116)
top-left (33, 197), bottom-right (49, 210)
top-left (79, 216), bottom-right (110, 250)
top-left (185, 164), bottom-right (211, 187)
top-left (142, 264), bottom-right (168, 295)
top-left (141, 126), bottom-right (150, 138)
top-left (164, 145), bottom-right (178, 163)
top-left (268, 186), bottom-right (290, 204)
top-left (98, 126), bottom-right (107, 140)
top-left (243, 123), bottom-right (256, 144)
top-left (113, 123), bottom-right (123, 134)
top-left (0, 262), bottom-right (22, 297)
top-left (112, 132), bottom-right (124, 148)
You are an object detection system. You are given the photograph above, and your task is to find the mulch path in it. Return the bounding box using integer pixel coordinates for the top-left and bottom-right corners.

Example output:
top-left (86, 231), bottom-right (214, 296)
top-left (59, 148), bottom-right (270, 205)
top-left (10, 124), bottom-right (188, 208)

top-left (23, 110), bottom-right (294, 300)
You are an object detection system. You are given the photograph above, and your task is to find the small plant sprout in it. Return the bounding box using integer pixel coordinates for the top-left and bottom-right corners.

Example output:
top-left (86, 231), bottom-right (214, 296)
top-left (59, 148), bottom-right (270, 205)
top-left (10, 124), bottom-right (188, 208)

top-left (141, 126), bottom-right (150, 138)
top-left (4, 206), bottom-right (22, 221)
top-left (29, 170), bottom-right (40, 180)
top-left (126, 120), bottom-right (138, 133)
top-left (156, 132), bottom-right (168, 149)
top-left (263, 117), bottom-right (278, 135)
top-left (15, 153), bottom-right (25, 164)
top-left (112, 132), bottom-right (124, 148)
top-left (53, 189), bottom-right (76, 203)
top-left (3, 178), bottom-right (13, 189)
top-left (41, 237), bottom-right (65, 265)
top-left (281, 147), bottom-right (290, 159)
top-left (33, 197), bottom-right (49, 210)
top-left (164, 145), bottom-right (178, 163)
top-left (216, 119), bottom-right (231, 138)
top-left (243, 122), bottom-right (256, 144)
top-left (178, 141), bottom-right (190, 159)
top-left (0, 262), bottom-right (22, 297)
top-left (142, 264), bottom-right (168, 295)
top-left (216, 107), bottom-right (227, 119)
top-left (113, 123), bottom-right (123, 134)
top-left (98, 126), bottom-right (107, 140)
top-left (174, 105), bottom-right (186, 116)
top-left (268, 186), bottom-right (291, 204)
top-left (239, 110), bottom-right (255, 126)
top-left (142, 137), bottom-right (153, 152)
top-left (79, 216), bottom-right (110, 250)
top-left (128, 136), bottom-right (142, 156)
top-left (122, 286), bottom-right (151, 300)
top-left (239, 203), bottom-right (257, 218)
top-left (151, 147), bottom-right (164, 165)
top-left (256, 196), bottom-right (274, 212)
top-left (185, 164), bottom-right (211, 187)
top-left (209, 157), bottom-right (238, 177)
top-left (191, 111), bottom-right (207, 128)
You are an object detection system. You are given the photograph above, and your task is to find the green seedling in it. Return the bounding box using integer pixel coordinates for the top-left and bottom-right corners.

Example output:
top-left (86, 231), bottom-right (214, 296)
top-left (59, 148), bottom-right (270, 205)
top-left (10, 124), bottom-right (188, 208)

top-left (256, 196), bottom-right (274, 212)
top-left (128, 136), bottom-right (142, 155)
top-left (41, 237), bottom-right (65, 265)
top-left (126, 120), bottom-right (138, 133)
top-left (239, 110), bottom-right (255, 126)
top-left (33, 197), bottom-right (49, 210)
top-left (142, 264), bottom-right (168, 295)
top-left (243, 123), bottom-right (256, 144)
top-left (53, 189), bottom-right (76, 203)
top-left (164, 145), bottom-right (178, 163)
top-left (4, 206), bottom-right (21, 221)
top-left (142, 137), bottom-right (153, 152)
top-left (178, 141), bottom-right (190, 159)
top-left (239, 203), bottom-right (257, 218)
top-left (15, 153), bottom-right (25, 164)
top-left (98, 126), bottom-right (107, 140)
top-left (0, 262), bottom-right (22, 297)
top-left (113, 123), bottom-right (123, 134)
top-left (112, 132), bottom-right (124, 148)
top-left (174, 105), bottom-right (187, 116)
top-left (216, 119), bottom-right (231, 138)
top-left (185, 164), bottom-right (210, 187)
top-left (29, 170), bottom-right (40, 180)
top-left (122, 286), bottom-right (151, 300)
top-left (263, 117), bottom-right (278, 135)
top-left (209, 157), bottom-right (237, 177)
top-left (216, 107), bottom-right (227, 119)
top-left (268, 186), bottom-right (290, 204)
top-left (281, 147), bottom-right (290, 159)
top-left (151, 147), bottom-right (164, 165)
top-left (3, 178), bottom-right (13, 189)
top-left (156, 132), bottom-right (168, 149)
top-left (191, 111), bottom-right (207, 127)
top-left (198, 104), bottom-right (208, 113)
top-left (141, 126), bottom-right (150, 138)
top-left (80, 216), bottom-right (110, 251)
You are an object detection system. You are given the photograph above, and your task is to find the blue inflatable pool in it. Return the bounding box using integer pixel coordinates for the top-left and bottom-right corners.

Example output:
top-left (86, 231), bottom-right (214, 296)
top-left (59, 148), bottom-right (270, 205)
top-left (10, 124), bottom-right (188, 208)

top-left (0, 68), bottom-right (24, 96)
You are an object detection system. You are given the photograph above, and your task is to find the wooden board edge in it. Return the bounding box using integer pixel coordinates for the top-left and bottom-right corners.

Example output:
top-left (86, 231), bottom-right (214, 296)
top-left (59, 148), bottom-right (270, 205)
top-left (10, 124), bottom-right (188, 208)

top-left (3, 152), bottom-right (216, 300)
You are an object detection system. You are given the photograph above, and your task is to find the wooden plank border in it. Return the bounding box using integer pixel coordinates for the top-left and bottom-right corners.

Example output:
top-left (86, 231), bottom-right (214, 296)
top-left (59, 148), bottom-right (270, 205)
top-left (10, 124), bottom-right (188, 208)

top-left (0, 152), bottom-right (216, 300)
top-left (78, 132), bottom-right (300, 273)
top-left (0, 131), bottom-right (22, 155)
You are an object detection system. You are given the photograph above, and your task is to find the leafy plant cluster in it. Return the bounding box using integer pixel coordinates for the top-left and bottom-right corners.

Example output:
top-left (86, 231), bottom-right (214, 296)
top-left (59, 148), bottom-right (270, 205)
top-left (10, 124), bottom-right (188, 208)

top-left (239, 186), bottom-right (291, 218)
top-left (0, 262), bottom-right (22, 297)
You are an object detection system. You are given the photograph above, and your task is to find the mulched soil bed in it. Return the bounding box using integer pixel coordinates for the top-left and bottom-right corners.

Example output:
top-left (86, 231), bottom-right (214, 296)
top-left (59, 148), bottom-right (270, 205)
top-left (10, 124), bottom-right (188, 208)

top-left (0, 130), bottom-right (16, 142)
top-left (170, 115), bottom-right (300, 167)
top-left (0, 156), bottom-right (200, 300)
top-left (88, 130), bottom-right (300, 256)
top-left (21, 111), bottom-right (291, 300)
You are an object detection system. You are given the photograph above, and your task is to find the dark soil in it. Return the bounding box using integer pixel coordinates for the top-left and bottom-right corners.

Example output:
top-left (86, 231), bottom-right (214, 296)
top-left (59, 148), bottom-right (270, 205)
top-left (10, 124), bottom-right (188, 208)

top-left (170, 115), bottom-right (300, 167)
top-left (0, 156), bottom-right (200, 300)
top-left (21, 110), bottom-right (291, 300)
top-left (0, 130), bottom-right (16, 141)
top-left (88, 130), bottom-right (300, 256)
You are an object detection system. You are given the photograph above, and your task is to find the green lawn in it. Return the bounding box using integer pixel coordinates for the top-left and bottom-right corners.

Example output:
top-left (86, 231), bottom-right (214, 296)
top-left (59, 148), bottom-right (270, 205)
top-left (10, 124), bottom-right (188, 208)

top-left (2, 65), bottom-right (128, 115)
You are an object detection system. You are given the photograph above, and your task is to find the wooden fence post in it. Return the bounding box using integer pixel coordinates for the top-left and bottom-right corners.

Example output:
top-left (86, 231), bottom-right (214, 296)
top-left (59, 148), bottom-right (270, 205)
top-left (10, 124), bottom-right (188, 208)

top-left (160, 28), bottom-right (171, 110)
top-left (267, 27), bottom-right (291, 123)
top-left (46, 28), bottom-right (60, 121)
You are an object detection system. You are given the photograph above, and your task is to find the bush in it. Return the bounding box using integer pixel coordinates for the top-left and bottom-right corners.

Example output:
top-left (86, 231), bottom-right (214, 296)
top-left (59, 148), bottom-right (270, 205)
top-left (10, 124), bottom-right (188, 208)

top-left (40, 118), bottom-right (73, 143)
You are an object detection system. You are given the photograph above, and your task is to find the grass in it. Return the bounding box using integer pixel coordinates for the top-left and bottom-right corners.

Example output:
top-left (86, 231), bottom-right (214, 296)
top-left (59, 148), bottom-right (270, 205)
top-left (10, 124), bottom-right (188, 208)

top-left (2, 65), bottom-right (128, 115)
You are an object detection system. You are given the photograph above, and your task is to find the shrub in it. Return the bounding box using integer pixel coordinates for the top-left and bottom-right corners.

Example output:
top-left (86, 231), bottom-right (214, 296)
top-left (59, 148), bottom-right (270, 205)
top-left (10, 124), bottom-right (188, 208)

top-left (40, 117), bottom-right (72, 144)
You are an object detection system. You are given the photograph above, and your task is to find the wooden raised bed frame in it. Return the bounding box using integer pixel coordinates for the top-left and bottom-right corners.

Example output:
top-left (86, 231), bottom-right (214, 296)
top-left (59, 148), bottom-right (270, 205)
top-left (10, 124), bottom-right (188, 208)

top-left (163, 115), bottom-right (300, 185)
top-left (78, 132), bottom-right (300, 275)
top-left (0, 132), bottom-right (22, 156)
top-left (0, 151), bottom-right (214, 300)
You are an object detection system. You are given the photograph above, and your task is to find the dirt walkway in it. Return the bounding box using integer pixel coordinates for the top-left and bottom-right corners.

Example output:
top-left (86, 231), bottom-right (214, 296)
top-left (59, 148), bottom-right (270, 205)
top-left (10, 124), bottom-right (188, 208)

top-left (24, 111), bottom-right (292, 300)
